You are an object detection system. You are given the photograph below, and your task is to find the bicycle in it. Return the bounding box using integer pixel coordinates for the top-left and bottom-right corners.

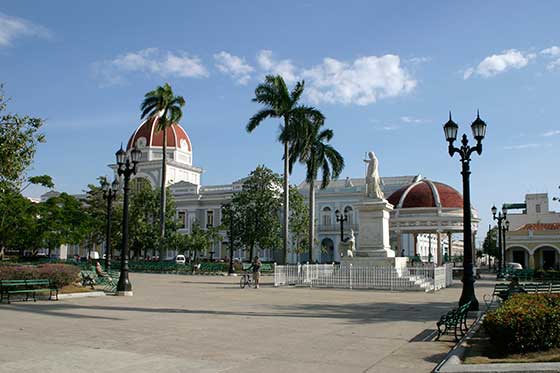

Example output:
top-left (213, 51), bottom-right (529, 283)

top-left (240, 272), bottom-right (253, 289)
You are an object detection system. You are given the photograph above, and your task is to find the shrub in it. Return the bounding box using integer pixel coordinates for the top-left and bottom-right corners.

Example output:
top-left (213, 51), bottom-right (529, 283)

top-left (0, 263), bottom-right (80, 288)
top-left (483, 294), bottom-right (560, 353)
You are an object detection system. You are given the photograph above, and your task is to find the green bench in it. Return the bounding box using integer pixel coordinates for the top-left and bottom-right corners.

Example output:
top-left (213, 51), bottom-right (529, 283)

top-left (0, 279), bottom-right (58, 304)
top-left (435, 301), bottom-right (472, 341)
top-left (483, 283), bottom-right (509, 310)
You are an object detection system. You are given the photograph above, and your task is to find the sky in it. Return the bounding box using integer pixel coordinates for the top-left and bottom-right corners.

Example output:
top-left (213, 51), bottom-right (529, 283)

top-left (2, 1), bottom-right (560, 242)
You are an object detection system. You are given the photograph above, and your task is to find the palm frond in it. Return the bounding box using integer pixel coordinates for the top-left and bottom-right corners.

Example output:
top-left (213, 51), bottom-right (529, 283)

top-left (246, 109), bottom-right (277, 132)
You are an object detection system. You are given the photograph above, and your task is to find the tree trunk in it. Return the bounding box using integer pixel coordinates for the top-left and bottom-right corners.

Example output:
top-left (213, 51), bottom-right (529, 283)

top-left (308, 180), bottom-right (316, 263)
top-left (283, 139), bottom-right (289, 265)
top-left (159, 123), bottom-right (167, 262)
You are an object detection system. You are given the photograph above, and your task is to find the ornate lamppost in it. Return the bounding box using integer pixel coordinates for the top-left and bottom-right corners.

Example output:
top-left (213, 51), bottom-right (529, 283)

top-left (443, 111), bottom-right (487, 311)
top-left (223, 203), bottom-right (236, 275)
top-left (115, 145), bottom-right (141, 296)
top-left (335, 208), bottom-right (348, 242)
top-left (102, 178), bottom-right (119, 271)
top-left (491, 205), bottom-right (508, 271)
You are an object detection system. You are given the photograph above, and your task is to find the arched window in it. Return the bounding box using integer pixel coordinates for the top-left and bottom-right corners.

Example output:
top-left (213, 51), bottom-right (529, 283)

top-left (344, 206), bottom-right (353, 225)
top-left (322, 206), bottom-right (332, 226)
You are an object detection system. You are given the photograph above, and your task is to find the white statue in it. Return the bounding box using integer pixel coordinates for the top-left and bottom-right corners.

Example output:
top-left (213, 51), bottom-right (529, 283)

top-left (346, 229), bottom-right (356, 257)
top-left (364, 151), bottom-right (384, 199)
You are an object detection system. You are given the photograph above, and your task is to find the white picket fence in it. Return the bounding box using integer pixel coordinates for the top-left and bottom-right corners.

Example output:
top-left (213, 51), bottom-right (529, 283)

top-left (274, 263), bottom-right (453, 292)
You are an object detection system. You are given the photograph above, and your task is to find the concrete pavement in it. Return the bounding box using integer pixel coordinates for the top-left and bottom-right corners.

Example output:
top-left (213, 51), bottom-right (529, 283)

top-left (0, 272), bottom-right (495, 372)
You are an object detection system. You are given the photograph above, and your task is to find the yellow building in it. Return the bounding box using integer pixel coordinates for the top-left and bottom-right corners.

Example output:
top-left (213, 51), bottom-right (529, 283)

top-left (506, 223), bottom-right (560, 270)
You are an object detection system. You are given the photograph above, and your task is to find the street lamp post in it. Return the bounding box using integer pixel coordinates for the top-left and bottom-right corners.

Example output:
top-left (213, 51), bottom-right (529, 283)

top-left (223, 203), bottom-right (235, 275)
top-left (443, 111), bottom-right (487, 311)
top-left (491, 205), bottom-right (508, 271)
top-left (335, 208), bottom-right (348, 242)
top-left (115, 145), bottom-right (142, 296)
top-left (102, 178), bottom-right (119, 271)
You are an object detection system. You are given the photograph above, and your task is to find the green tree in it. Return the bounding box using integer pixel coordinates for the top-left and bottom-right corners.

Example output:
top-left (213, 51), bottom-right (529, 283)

top-left (183, 222), bottom-right (221, 263)
top-left (230, 166), bottom-right (282, 261)
top-left (129, 186), bottom-right (177, 259)
top-left (0, 85), bottom-right (46, 191)
top-left (0, 190), bottom-right (35, 257)
top-left (288, 121), bottom-right (344, 263)
top-left (483, 226), bottom-right (499, 268)
top-left (140, 83), bottom-right (186, 261)
top-left (289, 186), bottom-right (309, 262)
top-left (247, 75), bottom-right (324, 263)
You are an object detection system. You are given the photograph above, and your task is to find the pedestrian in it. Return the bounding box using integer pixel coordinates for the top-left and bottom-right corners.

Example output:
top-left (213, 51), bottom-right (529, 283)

top-left (252, 256), bottom-right (261, 289)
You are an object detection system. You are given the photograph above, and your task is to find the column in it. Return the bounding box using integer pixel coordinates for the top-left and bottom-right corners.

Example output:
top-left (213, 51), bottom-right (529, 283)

top-left (413, 233), bottom-right (418, 257)
top-left (396, 231), bottom-right (402, 257)
top-left (472, 231), bottom-right (477, 267)
top-left (428, 234), bottom-right (432, 262)
top-left (528, 252), bottom-right (535, 269)
top-left (447, 232), bottom-right (453, 260)
top-left (437, 232), bottom-right (442, 266)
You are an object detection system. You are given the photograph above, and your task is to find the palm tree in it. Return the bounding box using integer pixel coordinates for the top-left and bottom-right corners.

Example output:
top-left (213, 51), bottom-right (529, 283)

top-left (140, 83), bottom-right (185, 261)
top-left (247, 75), bottom-right (324, 264)
top-left (288, 119), bottom-right (344, 263)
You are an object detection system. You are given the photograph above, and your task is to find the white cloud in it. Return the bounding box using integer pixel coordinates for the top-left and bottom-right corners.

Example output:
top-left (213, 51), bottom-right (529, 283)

top-left (400, 116), bottom-right (430, 124)
top-left (543, 130), bottom-right (560, 137)
top-left (0, 12), bottom-right (52, 47)
top-left (408, 56), bottom-right (431, 64)
top-left (256, 50), bottom-right (298, 83)
top-left (94, 48), bottom-right (208, 85)
top-left (463, 49), bottom-right (535, 79)
top-left (541, 46), bottom-right (560, 57)
top-left (503, 143), bottom-right (547, 150)
top-left (302, 55), bottom-right (416, 105)
top-left (213, 51), bottom-right (253, 85)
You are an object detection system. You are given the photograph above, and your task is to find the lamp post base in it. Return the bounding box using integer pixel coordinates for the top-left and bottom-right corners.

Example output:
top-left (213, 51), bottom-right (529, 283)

top-left (116, 291), bottom-right (134, 297)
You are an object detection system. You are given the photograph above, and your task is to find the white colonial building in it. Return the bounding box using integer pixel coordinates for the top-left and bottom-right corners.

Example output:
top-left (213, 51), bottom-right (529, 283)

top-left (43, 119), bottom-right (478, 263)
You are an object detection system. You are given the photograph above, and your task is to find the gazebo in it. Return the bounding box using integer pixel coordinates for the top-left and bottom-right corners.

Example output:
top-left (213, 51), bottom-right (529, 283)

top-left (387, 178), bottom-right (479, 265)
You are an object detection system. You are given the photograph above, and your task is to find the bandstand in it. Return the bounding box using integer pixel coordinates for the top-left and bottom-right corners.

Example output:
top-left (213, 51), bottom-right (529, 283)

top-left (387, 179), bottom-right (479, 265)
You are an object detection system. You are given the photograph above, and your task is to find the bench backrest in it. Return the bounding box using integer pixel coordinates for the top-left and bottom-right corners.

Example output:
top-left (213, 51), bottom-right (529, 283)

top-left (0, 279), bottom-right (51, 288)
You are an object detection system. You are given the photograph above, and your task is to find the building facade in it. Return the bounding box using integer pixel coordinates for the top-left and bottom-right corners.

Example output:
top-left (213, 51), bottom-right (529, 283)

top-left (505, 193), bottom-right (560, 270)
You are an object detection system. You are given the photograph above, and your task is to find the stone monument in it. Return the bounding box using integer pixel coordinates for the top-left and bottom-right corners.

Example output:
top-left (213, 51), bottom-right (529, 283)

top-left (341, 151), bottom-right (407, 268)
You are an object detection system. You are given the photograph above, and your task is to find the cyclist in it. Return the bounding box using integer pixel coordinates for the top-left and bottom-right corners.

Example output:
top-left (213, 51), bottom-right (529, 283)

top-left (250, 256), bottom-right (262, 289)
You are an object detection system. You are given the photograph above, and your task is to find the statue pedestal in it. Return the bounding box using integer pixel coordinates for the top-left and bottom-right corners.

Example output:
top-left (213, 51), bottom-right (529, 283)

top-left (356, 199), bottom-right (395, 257)
top-left (341, 199), bottom-right (405, 268)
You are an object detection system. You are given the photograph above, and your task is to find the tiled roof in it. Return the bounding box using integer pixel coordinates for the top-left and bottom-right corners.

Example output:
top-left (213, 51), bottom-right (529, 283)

top-left (517, 223), bottom-right (560, 231)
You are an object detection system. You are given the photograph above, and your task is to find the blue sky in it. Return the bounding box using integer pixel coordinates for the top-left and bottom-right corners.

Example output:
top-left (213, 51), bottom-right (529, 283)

top-left (2, 1), bottom-right (560, 240)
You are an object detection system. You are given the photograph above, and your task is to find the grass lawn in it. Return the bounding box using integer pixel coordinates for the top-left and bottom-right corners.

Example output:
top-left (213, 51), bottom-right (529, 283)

top-left (463, 326), bottom-right (560, 364)
top-left (59, 284), bottom-right (97, 294)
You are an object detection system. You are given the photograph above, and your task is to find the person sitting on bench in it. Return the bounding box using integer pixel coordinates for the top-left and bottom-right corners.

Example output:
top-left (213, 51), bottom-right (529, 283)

top-left (498, 276), bottom-right (526, 301)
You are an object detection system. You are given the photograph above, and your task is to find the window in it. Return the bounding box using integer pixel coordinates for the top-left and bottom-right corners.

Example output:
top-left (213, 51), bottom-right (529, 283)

top-left (177, 211), bottom-right (186, 229)
top-left (206, 210), bottom-right (214, 228)
top-left (536, 204), bottom-right (541, 213)
top-left (344, 206), bottom-right (353, 225)
top-left (322, 207), bottom-right (332, 226)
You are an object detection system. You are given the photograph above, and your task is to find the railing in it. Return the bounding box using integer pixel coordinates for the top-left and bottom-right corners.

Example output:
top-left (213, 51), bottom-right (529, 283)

top-left (274, 263), bottom-right (453, 292)
top-left (318, 224), bottom-right (359, 232)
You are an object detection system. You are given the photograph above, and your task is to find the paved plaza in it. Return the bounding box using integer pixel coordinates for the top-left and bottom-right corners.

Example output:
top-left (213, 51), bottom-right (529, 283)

top-left (0, 273), bottom-right (495, 373)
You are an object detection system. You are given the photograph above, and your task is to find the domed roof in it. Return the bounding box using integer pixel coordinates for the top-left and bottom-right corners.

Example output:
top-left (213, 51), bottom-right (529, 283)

top-left (387, 179), bottom-right (463, 209)
top-left (127, 117), bottom-right (192, 152)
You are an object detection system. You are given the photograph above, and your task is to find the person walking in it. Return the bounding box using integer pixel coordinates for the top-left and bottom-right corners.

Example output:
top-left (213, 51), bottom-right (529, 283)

top-left (252, 256), bottom-right (262, 289)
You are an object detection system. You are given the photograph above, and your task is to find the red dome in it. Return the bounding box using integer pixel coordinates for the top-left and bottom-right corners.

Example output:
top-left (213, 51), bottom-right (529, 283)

top-left (127, 117), bottom-right (192, 152)
top-left (388, 180), bottom-right (463, 209)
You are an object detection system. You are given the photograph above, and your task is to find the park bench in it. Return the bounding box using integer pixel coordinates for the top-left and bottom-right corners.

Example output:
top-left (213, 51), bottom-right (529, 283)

top-left (483, 283), bottom-right (509, 310)
top-left (80, 269), bottom-right (119, 293)
top-left (0, 279), bottom-right (58, 304)
top-left (435, 301), bottom-right (472, 341)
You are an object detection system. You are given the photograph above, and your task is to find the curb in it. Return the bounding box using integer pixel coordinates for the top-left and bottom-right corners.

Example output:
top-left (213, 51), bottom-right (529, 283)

top-left (58, 291), bottom-right (106, 300)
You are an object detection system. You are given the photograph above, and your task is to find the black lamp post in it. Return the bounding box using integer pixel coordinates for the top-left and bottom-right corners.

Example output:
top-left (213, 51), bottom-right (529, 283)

top-left (443, 111), bottom-right (487, 311)
top-left (115, 145), bottom-right (142, 296)
top-left (223, 203), bottom-right (235, 275)
top-left (492, 205), bottom-right (508, 271)
top-left (102, 178), bottom-right (119, 271)
top-left (335, 208), bottom-right (348, 242)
